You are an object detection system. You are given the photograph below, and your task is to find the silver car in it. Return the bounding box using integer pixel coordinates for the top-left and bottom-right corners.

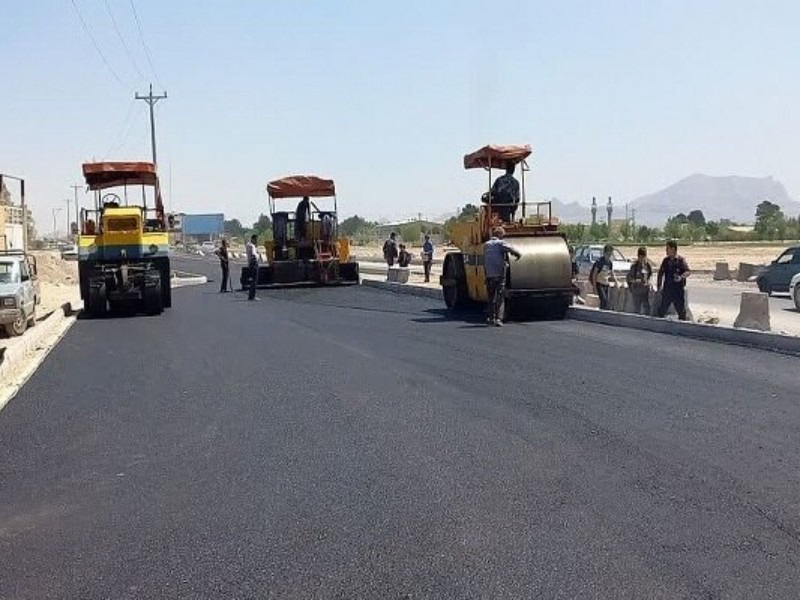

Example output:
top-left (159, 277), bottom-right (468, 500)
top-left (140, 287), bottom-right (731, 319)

top-left (573, 245), bottom-right (633, 279)
top-left (0, 251), bottom-right (41, 336)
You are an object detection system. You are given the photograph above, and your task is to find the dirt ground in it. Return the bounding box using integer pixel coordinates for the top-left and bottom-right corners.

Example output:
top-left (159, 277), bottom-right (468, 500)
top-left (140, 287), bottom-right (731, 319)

top-left (32, 251), bottom-right (81, 316)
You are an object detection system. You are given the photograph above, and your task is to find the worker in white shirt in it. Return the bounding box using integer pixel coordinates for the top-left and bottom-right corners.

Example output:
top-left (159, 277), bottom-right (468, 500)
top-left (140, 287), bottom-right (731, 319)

top-left (245, 234), bottom-right (261, 301)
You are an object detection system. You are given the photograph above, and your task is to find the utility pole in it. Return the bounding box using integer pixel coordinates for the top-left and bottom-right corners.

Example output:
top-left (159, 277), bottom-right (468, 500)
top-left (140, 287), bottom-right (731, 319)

top-left (52, 207), bottom-right (62, 241)
top-left (64, 199), bottom-right (72, 239)
top-left (71, 184), bottom-right (83, 234)
top-left (135, 83), bottom-right (167, 165)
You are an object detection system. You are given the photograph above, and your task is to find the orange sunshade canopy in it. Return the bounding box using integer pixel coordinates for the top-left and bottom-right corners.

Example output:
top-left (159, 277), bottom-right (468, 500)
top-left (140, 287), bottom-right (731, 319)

top-left (267, 175), bottom-right (336, 199)
top-left (463, 144), bottom-right (532, 170)
top-left (83, 162), bottom-right (159, 190)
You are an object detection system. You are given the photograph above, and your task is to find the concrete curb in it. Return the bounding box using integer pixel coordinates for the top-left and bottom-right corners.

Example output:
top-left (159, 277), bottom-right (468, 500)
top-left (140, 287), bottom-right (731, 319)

top-left (361, 278), bottom-right (442, 300)
top-left (569, 306), bottom-right (800, 356)
top-left (0, 302), bottom-right (76, 384)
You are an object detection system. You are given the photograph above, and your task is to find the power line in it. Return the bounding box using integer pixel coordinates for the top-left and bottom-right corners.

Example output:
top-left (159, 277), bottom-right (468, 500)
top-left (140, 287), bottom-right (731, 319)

top-left (129, 0), bottom-right (164, 88)
top-left (69, 0), bottom-right (130, 90)
top-left (104, 0), bottom-right (147, 83)
top-left (103, 99), bottom-right (139, 159)
top-left (135, 84), bottom-right (167, 164)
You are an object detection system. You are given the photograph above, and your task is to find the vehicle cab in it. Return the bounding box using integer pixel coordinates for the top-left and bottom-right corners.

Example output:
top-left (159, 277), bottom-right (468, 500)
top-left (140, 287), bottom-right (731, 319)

top-left (0, 251), bottom-right (40, 337)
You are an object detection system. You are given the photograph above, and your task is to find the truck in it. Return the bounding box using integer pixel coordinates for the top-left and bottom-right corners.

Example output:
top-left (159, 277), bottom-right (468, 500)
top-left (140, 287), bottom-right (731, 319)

top-left (0, 250), bottom-right (40, 336)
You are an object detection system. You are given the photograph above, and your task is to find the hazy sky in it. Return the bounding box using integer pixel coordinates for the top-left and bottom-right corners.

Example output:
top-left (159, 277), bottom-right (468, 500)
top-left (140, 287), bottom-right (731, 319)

top-left (2, 0), bottom-right (799, 234)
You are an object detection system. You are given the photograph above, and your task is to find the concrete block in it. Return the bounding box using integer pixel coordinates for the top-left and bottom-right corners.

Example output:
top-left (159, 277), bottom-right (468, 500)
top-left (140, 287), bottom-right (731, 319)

top-left (737, 263), bottom-right (758, 282)
top-left (734, 291), bottom-right (771, 331)
top-left (386, 267), bottom-right (398, 282)
top-left (396, 267), bottom-right (410, 284)
top-left (714, 262), bottom-right (732, 281)
top-left (585, 294), bottom-right (600, 308)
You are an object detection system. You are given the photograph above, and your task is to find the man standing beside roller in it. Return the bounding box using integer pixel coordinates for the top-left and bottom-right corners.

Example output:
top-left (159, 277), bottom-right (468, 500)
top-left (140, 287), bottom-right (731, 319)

top-left (483, 226), bottom-right (521, 326)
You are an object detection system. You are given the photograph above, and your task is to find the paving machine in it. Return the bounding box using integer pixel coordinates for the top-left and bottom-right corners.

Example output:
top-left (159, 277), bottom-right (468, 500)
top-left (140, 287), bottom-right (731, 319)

top-left (240, 175), bottom-right (359, 289)
top-left (78, 161), bottom-right (171, 316)
top-left (440, 144), bottom-right (574, 319)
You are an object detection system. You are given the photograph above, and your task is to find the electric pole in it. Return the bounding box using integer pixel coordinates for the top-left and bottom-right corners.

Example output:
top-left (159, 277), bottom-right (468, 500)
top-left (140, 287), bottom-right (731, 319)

top-left (71, 184), bottom-right (83, 233)
top-left (135, 83), bottom-right (167, 165)
top-left (64, 199), bottom-right (72, 238)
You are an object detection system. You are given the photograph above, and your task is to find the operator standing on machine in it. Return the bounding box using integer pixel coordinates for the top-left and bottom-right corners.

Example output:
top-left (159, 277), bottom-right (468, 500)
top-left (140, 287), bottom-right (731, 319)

top-left (483, 226), bottom-right (521, 326)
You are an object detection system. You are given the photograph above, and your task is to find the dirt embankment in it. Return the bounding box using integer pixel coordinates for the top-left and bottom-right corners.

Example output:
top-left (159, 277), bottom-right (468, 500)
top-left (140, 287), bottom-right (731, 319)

top-left (30, 251), bottom-right (80, 315)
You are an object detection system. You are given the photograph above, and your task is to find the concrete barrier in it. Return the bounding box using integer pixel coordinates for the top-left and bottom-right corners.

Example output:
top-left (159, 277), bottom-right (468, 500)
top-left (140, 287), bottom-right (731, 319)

top-left (737, 263), bottom-right (759, 282)
top-left (396, 267), bottom-right (410, 284)
top-left (386, 267), bottom-right (398, 282)
top-left (734, 291), bottom-right (771, 331)
top-left (714, 262), bottom-right (732, 281)
top-left (584, 294), bottom-right (600, 308)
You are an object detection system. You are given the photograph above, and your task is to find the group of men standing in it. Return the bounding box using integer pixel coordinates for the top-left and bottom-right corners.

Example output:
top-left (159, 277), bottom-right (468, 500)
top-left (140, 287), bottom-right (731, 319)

top-left (383, 232), bottom-right (435, 283)
top-left (587, 240), bottom-right (691, 319)
top-left (215, 234), bottom-right (261, 301)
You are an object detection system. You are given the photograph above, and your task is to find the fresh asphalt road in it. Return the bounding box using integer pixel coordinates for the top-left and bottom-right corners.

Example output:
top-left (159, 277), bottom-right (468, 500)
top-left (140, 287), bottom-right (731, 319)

top-left (1, 257), bottom-right (799, 599)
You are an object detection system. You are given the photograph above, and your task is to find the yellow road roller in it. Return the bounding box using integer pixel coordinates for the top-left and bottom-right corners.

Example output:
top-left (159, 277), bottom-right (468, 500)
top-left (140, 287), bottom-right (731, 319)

top-left (440, 144), bottom-right (574, 319)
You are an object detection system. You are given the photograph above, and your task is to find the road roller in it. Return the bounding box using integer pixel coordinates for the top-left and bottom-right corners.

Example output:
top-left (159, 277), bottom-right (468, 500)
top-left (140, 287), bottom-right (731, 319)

top-left (440, 144), bottom-right (574, 320)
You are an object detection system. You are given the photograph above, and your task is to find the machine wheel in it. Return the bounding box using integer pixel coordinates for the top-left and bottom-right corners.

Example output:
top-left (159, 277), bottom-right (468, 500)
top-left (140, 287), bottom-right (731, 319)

top-left (4, 311), bottom-right (28, 337)
top-left (27, 306), bottom-right (37, 327)
top-left (87, 282), bottom-right (108, 318)
top-left (156, 258), bottom-right (172, 308)
top-left (794, 285), bottom-right (800, 311)
top-left (549, 296), bottom-right (571, 320)
top-left (442, 253), bottom-right (468, 310)
top-left (144, 277), bottom-right (164, 316)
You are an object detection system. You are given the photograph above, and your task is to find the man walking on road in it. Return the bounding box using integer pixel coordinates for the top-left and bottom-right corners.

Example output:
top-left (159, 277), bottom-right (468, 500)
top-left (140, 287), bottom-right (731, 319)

top-left (215, 239), bottom-right (230, 293)
top-left (383, 232), bottom-right (398, 267)
top-left (657, 240), bottom-right (691, 320)
top-left (422, 234), bottom-right (434, 283)
top-left (589, 244), bottom-right (617, 310)
top-left (626, 246), bottom-right (653, 315)
top-left (483, 226), bottom-right (521, 326)
top-left (246, 234), bottom-right (261, 301)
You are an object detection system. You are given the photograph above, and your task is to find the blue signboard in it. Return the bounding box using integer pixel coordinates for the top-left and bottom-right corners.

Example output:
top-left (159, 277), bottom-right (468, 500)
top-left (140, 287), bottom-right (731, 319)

top-left (182, 213), bottom-right (224, 235)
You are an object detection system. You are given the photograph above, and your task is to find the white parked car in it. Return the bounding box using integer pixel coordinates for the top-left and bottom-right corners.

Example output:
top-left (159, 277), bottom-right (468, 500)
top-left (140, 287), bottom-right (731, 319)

top-left (790, 272), bottom-right (800, 310)
top-left (200, 241), bottom-right (216, 252)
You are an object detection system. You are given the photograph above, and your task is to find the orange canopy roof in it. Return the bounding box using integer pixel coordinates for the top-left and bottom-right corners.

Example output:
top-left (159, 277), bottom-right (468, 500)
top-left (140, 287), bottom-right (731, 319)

top-left (82, 162), bottom-right (159, 190)
top-left (463, 144), bottom-right (532, 170)
top-left (267, 175), bottom-right (336, 199)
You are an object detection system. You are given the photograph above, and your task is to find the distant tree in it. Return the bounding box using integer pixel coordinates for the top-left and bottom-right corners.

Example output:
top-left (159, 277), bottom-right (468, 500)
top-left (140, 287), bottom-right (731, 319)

top-left (687, 210), bottom-right (706, 227)
top-left (705, 220), bottom-right (720, 238)
top-left (588, 222), bottom-right (608, 241)
top-left (248, 213), bottom-right (273, 241)
top-left (223, 218), bottom-right (246, 238)
top-left (340, 215), bottom-right (374, 237)
top-left (561, 223), bottom-right (587, 243)
top-left (636, 225), bottom-right (655, 243)
top-left (664, 214), bottom-right (691, 240)
top-left (399, 222), bottom-right (422, 244)
top-left (458, 204), bottom-right (479, 219)
top-left (754, 200), bottom-right (785, 240)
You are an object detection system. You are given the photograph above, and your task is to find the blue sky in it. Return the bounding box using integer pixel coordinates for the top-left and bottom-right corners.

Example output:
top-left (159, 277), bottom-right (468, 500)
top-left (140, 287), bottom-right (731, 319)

top-left (2, 0), bottom-right (799, 233)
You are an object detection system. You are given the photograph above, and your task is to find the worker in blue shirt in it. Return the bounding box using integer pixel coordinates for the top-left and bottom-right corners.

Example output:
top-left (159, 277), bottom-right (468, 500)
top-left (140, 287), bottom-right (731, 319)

top-left (421, 234), bottom-right (434, 282)
top-left (483, 226), bottom-right (521, 326)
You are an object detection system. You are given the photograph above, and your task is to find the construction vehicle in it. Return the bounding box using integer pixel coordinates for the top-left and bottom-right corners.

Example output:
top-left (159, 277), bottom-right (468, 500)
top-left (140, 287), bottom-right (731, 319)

top-left (77, 162), bottom-right (171, 317)
top-left (440, 144), bottom-right (573, 319)
top-left (240, 175), bottom-right (359, 288)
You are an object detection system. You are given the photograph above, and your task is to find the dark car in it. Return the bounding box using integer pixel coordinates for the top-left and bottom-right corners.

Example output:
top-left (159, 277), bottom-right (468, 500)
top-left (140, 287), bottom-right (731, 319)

top-left (756, 245), bottom-right (800, 295)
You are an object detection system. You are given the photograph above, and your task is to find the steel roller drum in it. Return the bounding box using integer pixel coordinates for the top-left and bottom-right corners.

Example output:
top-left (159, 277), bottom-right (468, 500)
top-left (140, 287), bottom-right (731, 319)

top-left (506, 236), bottom-right (572, 291)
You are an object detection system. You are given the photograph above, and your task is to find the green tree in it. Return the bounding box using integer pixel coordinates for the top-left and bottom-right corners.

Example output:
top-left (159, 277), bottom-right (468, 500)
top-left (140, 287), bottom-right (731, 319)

top-left (399, 222), bottom-right (422, 244)
top-left (340, 215), bottom-right (374, 237)
top-left (635, 225), bottom-right (655, 243)
top-left (561, 223), bottom-right (587, 243)
top-left (705, 220), bottom-right (720, 238)
top-left (249, 213), bottom-right (273, 241)
top-left (223, 218), bottom-right (246, 238)
top-left (687, 210), bottom-right (706, 227)
top-left (754, 200), bottom-right (785, 240)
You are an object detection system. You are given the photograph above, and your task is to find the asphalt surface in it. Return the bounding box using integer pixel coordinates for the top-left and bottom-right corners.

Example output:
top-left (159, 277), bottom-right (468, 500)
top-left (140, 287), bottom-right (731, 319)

top-left (1, 256), bottom-right (799, 599)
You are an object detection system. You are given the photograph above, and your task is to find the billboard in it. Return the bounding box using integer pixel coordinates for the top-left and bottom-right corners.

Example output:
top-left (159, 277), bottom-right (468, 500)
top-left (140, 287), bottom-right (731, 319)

top-left (181, 213), bottom-right (224, 235)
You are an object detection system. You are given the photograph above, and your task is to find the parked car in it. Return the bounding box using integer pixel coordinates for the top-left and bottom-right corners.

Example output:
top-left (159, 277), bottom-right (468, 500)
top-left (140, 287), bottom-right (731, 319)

top-left (756, 245), bottom-right (800, 295)
top-left (200, 241), bottom-right (217, 252)
top-left (573, 244), bottom-right (633, 279)
top-left (790, 272), bottom-right (800, 310)
top-left (60, 244), bottom-right (78, 261)
top-left (0, 251), bottom-right (41, 337)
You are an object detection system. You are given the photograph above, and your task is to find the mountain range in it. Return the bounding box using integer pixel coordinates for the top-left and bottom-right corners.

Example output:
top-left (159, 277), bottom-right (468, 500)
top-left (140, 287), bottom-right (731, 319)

top-left (552, 174), bottom-right (800, 226)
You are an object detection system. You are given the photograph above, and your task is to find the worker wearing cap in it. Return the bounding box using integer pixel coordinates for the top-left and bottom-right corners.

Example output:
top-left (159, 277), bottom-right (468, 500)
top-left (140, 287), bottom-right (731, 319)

top-left (483, 226), bottom-right (521, 326)
top-left (245, 234), bottom-right (261, 301)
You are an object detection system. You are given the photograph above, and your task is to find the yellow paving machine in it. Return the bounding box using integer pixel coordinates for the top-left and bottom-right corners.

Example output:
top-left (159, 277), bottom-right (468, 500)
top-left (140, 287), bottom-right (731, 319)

top-left (240, 175), bottom-right (359, 288)
top-left (441, 144), bottom-right (573, 319)
top-left (78, 162), bottom-right (171, 316)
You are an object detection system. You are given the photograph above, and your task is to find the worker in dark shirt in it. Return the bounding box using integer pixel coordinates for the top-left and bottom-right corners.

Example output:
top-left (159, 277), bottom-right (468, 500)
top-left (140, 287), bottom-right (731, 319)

top-left (397, 244), bottom-right (412, 267)
top-left (215, 238), bottom-right (230, 293)
top-left (626, 246), bottom-right (652, 315)
top-left (589, 244), bottom-right (617, 310)
top-left (657, 240), bottom-right (691, 320)
top-left (482, 162), bottom-right (521, 223)
top-left (296, 196), bottom-right (311, 241)
top-left (383, 232), bottom-right (399, 266)
top-left (483, 226), bottom-right (521, 326)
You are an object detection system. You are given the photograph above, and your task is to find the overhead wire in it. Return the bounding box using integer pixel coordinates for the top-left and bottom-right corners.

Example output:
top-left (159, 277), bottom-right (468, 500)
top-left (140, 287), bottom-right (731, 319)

top-left (69, 0), bottom-right (130, 90)
top-left (129, 0), bottom-right (164, 88)
top-left (103, 99), bottom-right (139, 160)
top-left (103, 0), bottom-right (147, 84)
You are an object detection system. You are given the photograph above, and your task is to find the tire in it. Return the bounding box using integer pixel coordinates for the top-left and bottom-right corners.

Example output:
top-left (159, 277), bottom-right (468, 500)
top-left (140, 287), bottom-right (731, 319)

top-left (27, 305), bottom-right (37, 327)
top-left (442, 253), bottom-right (467, 310)
top-left (144, 277), bottom-right (164, 316)
top-left (156, 258), bottom-right (172, 308)
top-left (794, 286), bottom-right (800, 311)
top-left (87, 282), bottom-right (108, 318)
top-left (4, 311), bottom-right (28, 337)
